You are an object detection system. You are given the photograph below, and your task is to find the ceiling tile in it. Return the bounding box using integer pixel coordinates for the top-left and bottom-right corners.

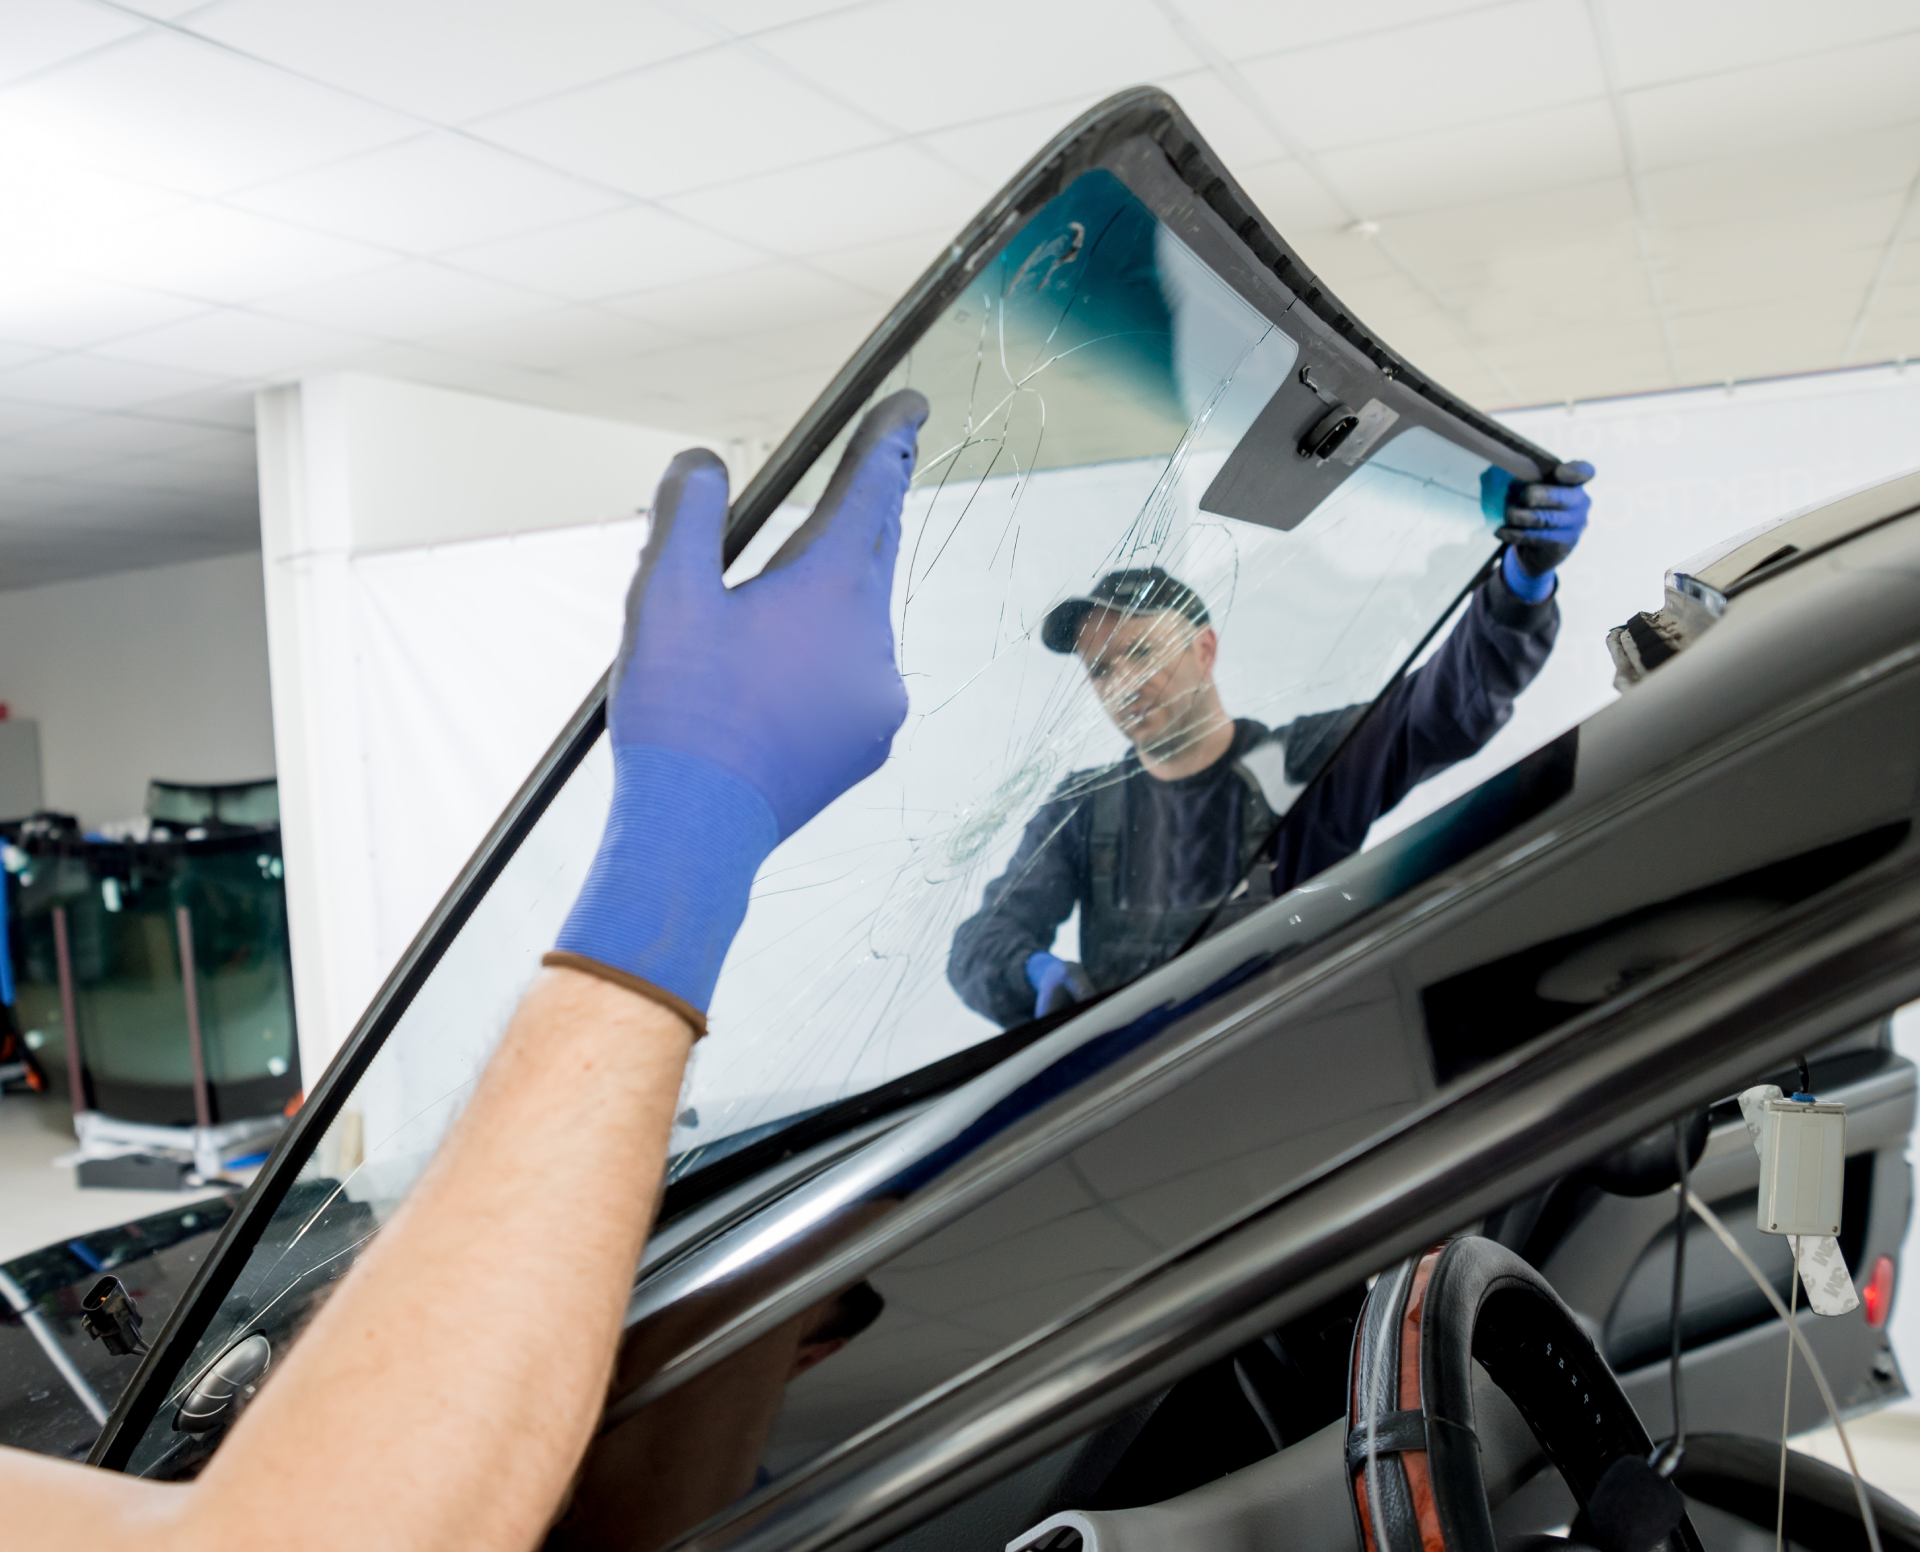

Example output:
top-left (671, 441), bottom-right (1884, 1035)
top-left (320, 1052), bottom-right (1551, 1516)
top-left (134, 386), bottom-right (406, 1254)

top-left (1850, 303), bottom-right (1920, 367)
top-left (132, 387), bottom-right (258, 429)
top-left (155, 431), bottom-right (258, 470)
top-left (420, 306), bottom-right (692, 372)
top-left (1626, 34), bottom-right (1920, 170)
top-left (1643, 124), bottom-right (1920, 231)
top-left (1, 0), bottom-right (146, 87)
top-left (69, 452), bottom-right (252, 492)
top-left (28, 414), bottom-right (234, 460)
top-left (1166, 0), bottom-right (1499, 64)
top-left (742, 312), bottom-right (879, 374)
top-left (3, 30), bottom-right (417, 198)
top-left (681, 0), bottom-right (866, 34)
top-left (605, 261), bottom-right (883, 339)
top-left (0, 483), bottom-right (89, 519)
top-left (1659, 198), bottom-right (1905, 281)
top-left (1666, 296), bottom-right (1860, 380)
top-left (1599, 0), bottom-right (1920, 90)
top-left (100, 310), bottom-right (377, 379)
top-left (663, 142), bottom-right (979, 257)
top-left (1228, 158), bottom-right (1351, 237)
top-left (1355, 178), bottom-right (1637, 278)
top-left (106, 0), bottom-right (228, 19)
top-left (253, 261), bottom-right (556, 338)
top-left (0, 353), bottom-right (226, 411)
top-left (1236, 0), bottom-right (1605, 156)
top-left (0, 159), bottom-right (191, 280)
top-left (651, 364), bottom-right (826, 433)
top-left (1151, 72), bottom-right (1286, 171)
top-left (752, 0), bottom-right (1199, 133)
top-left (475, 50), bottom-right (886, 200)
top-left (78, 202), bottom-right (395, 304)
top-left (1318, 101), bottom-right (1619, 219)
top-left (915, 98), bottom-right (1104, 189)
top-left (234, 133), bottom-right (624, 254)
top-left (806, 228), bottom-right (950, 298)
top-left (190, 0), bottom-right (716, 122)
top-left (561, 337), bottom-right (776, 397)
top-left (1889, 240), bottom-right (1920, 289)
top-left (0, 441), bottom-right (104, 480)
top-left (1663, 253), bottom-right (1884, 321)
top-left (41, 460), bottom-right (236, 500)
top-left (333, 342), bottom-right (599, 411)
top-left (0, 400), bottom-right (85, 439)
top-left (445, 205), bottom-right (766, 301)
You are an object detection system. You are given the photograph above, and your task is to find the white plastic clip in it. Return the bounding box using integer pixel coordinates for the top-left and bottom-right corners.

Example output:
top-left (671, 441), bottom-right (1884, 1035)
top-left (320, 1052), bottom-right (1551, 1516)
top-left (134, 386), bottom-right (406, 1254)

top-left (1757, 1096), bottom-right (1846, 1236)
top-left (1737, 1085), bottom-right (1858, 1316)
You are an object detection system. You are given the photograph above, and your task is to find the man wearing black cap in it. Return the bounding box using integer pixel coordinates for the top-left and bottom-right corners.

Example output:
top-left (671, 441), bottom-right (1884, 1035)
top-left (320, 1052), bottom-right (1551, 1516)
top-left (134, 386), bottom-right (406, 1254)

top-left (946, 465), bottom-right (1591, 1028)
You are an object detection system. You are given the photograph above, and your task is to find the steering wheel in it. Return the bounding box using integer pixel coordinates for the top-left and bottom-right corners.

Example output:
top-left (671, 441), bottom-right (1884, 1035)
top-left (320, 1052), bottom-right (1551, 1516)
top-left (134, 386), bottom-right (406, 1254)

top-left (1346, 1237), bottom-right (1702, 1552)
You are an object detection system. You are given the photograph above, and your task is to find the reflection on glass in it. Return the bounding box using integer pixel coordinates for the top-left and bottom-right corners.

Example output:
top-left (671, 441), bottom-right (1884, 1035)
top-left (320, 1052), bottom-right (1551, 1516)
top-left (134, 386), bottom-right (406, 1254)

top-left (128, 167), bottom-right (1513, 1477)
top-left (554, 1279), bottom-right (886, 1550)
top-left (682, 170), bottom-right (1498, 1165)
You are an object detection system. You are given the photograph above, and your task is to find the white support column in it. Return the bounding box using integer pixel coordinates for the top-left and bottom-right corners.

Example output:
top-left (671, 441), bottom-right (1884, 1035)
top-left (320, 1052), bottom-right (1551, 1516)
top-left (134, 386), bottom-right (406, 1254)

top-left (254, 374), bottom-right (701, 1086)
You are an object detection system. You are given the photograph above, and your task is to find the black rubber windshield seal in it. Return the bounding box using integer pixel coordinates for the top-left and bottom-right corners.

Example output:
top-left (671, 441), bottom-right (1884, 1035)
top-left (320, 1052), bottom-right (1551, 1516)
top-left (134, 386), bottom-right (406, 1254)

top-left (92, 86), bottom-right (1561, 1470)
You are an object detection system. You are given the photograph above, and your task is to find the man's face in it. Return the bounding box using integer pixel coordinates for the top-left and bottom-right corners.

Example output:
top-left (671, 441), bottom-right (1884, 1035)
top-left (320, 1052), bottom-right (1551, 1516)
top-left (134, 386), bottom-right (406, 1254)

top-left (1075, 608), bottom-right (1218, 753)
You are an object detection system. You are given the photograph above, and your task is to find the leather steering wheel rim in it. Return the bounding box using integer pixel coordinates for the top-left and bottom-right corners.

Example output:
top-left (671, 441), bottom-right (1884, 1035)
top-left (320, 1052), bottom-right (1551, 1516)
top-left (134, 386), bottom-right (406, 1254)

top-left (1345, 1236), bottom-right (1702, 1552)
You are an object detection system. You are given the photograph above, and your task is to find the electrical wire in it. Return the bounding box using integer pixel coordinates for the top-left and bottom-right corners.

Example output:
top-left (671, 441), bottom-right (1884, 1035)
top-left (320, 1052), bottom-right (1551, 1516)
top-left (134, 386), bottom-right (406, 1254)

top-left (1684, 1189), bottom-right (1883, 1552)
top-left (1776, 1240), bottom-right (1800, 1552)
top-left (1654, 1117), bottom-right (1690, 1476)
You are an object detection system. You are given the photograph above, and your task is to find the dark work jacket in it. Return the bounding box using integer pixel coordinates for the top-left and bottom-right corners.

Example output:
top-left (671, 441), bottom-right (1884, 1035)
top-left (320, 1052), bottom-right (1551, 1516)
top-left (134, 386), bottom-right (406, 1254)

top-left (946, 574), bottom-right (1559, 1028)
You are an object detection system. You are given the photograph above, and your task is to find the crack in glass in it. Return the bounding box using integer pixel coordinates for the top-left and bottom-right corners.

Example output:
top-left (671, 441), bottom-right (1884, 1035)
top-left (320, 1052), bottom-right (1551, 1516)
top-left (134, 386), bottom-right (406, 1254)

top-left (123, 167), bottom-right (1507, 1479)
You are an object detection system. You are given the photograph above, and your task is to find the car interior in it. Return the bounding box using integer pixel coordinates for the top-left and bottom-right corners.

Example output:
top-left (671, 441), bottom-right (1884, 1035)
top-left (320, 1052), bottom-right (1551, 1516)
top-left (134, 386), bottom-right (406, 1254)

top-left (817, 1031), bottom-right (1914, 1552)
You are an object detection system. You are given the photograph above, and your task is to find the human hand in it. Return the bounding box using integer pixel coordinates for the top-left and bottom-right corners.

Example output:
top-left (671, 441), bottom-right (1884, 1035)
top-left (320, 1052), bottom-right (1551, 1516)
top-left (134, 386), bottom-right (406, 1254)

top-left (552, 390), bottom-right (929, 1026)
top-left (1484, 460), bottom-right (1593, 602)
top-left (1026, 951), bottom-right (1093, 1019)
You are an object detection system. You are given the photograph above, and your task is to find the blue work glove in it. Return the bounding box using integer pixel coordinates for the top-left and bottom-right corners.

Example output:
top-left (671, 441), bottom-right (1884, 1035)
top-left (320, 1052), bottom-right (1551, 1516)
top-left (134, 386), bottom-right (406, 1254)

top-left (1026, 951), bottom-right (1095, 1019)
top-left (1482, 460), bottom-right (1594, 603)
top-left (550, 390), bottom-right (929, 1029)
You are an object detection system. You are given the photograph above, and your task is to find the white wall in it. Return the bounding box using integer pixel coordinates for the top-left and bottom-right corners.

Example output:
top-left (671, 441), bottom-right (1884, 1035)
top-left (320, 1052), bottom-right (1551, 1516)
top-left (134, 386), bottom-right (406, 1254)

top-left (0, 552), bottom-right (275, 826)
top-left (1373, 361), bottom-right (1920, 841)
top-left (260, 360), bottom-right (1920, 1373)
top-left (255, 373), bottom-right (703, 1082)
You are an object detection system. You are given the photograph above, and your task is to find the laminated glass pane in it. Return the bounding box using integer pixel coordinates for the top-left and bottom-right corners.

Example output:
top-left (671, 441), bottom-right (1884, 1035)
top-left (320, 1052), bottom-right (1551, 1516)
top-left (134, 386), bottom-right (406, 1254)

top-left (115, 120), bottom-right (1543, 1476)
top-left (683, 169), bottom-right (1497, 1166)
top-left (123, 745), bottom-right (612, 1477)
top-left (5, 834), bottom-right (298, 1127)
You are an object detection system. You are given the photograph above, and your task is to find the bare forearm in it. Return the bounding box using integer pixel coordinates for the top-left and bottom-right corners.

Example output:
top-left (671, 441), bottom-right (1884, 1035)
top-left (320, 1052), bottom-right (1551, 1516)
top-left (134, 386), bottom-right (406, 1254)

top-left (0, 971), bottom-right (695, 1552)
top-left (190, 969), bottom-right (690, 1549)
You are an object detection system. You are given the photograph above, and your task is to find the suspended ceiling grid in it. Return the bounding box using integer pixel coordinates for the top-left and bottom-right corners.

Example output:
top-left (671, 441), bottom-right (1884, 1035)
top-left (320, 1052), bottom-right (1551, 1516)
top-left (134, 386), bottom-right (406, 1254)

top-left (0, 0), bottom-right (1916, 588)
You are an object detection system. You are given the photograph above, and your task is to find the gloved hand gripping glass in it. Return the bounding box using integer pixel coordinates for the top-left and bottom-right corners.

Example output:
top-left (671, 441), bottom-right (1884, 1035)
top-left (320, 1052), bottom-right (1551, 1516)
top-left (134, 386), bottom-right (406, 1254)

top-left (1482, 459), bottom-right (1594, 603)
top-left (547, 391), bottom-right (931, 1033)
top-left (1026, 951), bottom-right (1096, 1019)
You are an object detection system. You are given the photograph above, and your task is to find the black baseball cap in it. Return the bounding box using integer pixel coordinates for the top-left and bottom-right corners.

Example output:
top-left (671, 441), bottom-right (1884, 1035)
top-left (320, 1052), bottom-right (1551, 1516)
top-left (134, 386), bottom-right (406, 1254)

top-left (1040, 567), bottom-right (1212, 654)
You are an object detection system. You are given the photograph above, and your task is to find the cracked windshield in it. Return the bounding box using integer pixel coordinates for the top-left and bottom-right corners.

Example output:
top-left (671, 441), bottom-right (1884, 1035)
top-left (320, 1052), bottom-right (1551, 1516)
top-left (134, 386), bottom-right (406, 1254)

top-left (703, 168), bottom-right (1501, 1163)
top-left (132, 169), bottom-right (1507, 1470)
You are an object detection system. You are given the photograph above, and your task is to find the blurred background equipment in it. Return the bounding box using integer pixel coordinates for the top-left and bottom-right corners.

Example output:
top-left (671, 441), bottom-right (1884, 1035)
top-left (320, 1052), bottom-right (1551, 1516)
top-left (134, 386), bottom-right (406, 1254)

top-left (2, 778), bottom-right (298, 1187)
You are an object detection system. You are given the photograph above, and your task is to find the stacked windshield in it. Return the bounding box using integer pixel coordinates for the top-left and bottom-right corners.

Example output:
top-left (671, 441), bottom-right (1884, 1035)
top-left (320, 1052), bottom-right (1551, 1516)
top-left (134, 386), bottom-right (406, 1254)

top-left (123, 159), bottom-right (1513, 1476)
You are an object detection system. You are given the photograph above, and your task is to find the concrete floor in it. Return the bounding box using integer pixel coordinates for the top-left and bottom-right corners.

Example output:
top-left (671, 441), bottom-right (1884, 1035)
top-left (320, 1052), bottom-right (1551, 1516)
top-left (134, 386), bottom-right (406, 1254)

top-left (0, 1087), bottom-right (225, 1264)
